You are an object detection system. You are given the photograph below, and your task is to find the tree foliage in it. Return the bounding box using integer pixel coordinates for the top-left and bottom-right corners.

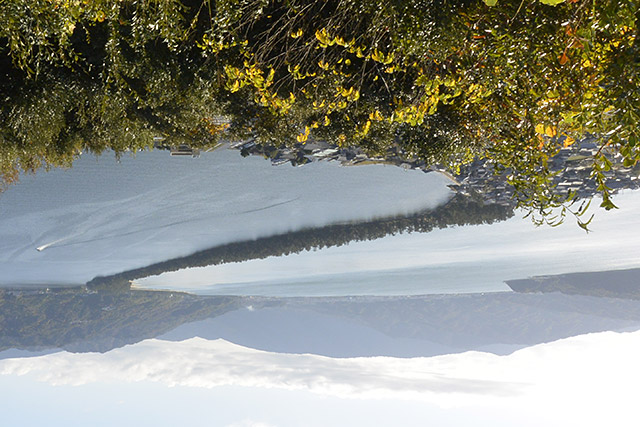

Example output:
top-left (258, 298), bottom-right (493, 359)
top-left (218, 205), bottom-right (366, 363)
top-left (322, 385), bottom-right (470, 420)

top-left (0, 0), bottom-right (638, 226)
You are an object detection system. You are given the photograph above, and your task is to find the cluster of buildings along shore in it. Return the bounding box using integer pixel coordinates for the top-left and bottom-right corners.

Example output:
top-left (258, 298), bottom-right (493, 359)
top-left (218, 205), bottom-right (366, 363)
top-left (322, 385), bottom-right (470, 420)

top-left (448, 139), bottom-right (640, 207)
top-left (158, 136), bottom-right (640, 208)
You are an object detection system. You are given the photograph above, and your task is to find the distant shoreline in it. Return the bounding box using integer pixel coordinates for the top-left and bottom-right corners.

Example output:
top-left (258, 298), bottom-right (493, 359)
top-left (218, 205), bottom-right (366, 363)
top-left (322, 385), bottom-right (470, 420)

top-left (506, 267), bottom-right (640, 299)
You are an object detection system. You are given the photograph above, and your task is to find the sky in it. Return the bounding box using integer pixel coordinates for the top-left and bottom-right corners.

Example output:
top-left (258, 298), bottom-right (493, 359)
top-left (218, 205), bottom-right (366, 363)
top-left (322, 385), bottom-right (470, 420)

top-left (0, 148), bottom-right (451, 285)
top-left (1, 330), bottom-right (639, 426)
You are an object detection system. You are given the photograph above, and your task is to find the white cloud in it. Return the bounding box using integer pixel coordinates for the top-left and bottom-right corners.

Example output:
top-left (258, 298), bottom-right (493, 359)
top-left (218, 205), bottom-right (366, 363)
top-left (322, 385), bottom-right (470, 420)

top-left (2, 330), bottom-right (640, 409)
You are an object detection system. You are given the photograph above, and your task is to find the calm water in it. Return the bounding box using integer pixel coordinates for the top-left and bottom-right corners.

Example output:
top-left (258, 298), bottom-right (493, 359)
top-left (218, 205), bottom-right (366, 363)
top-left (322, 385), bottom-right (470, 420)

top-left (136, 189), bottom-right (640, 296)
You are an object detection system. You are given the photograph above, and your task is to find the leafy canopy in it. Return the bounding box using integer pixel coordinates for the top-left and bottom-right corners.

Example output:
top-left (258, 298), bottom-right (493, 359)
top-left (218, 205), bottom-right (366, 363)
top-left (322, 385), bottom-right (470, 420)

top-left (0, 0), bottom-right (638, 228)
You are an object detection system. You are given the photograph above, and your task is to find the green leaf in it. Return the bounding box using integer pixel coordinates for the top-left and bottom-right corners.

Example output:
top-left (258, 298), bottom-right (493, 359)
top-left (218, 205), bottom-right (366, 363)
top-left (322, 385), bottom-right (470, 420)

top-left (539, 0), bottom-right (566, 5)
top-left (578, 214), bottom-right (594, 232)
top-left (576, 199), bottom-right (591, 215)
top-left (600, 198), bottom-right (618, 211)
top-left (483, 0), bottom-right (498, 6)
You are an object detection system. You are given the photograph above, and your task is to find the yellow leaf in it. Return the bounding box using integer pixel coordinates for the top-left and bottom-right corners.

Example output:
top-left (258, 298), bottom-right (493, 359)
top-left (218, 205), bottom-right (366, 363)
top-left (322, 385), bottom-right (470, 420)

top-left (315, 29), bottom-right (327, 43)
top-left (266, 68), bottom-right (275, 85)
top-left (341, 87), bottom-right (353, 97)
top-left (369, 110), bottom-right (384, 121)
top-left (545, 125), bottom-right (557, 137)
top-left (535, 124), bottom-right (545, 134)
top-left (371, 49), bottom-right (383, 63)
top-left (290, 29), bottom-right (303, 39)
top-left (297, 126), bottom-right (311, 143)
top-left (362, 120), bottom-right (371, 135)
top-left (229, 80), bottom-right (240, 92)
top-left (564, 136), bottom-right (575, 147)
top-left (315, 28), bottom-right (334, 47)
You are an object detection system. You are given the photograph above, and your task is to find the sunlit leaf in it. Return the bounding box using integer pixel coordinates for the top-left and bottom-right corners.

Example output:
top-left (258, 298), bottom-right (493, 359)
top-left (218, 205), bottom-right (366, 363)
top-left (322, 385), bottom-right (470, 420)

top-left (563, 136), bottom-right (575, 147)
top-left (558, 52), bottom-right (569, 65)
top-left (545, 126), bottom-right (557, 138)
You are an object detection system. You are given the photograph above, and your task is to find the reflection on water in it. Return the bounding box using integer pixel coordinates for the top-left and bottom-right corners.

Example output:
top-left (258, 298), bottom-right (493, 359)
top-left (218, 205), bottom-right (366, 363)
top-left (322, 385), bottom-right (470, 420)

top-left (2, 277), bottom-right (640, 426)
top-left (4, 281), bottom-right (640, 359)
top-left (0, 287), bottom-right (241, 356)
